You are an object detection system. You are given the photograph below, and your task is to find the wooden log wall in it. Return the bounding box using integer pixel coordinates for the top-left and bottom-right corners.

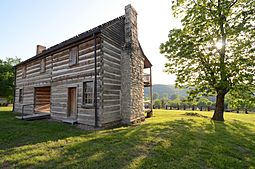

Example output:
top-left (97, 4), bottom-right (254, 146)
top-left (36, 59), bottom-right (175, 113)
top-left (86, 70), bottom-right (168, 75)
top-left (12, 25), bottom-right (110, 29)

top-left (50, 36), bottom-right (103, 126)
top-left (14, 36), bottom-right (103, 126)
top-left (14, 18), bottom-right (127, 127)
top-left (14, 55), bottom-right (53, 114)
top-left (101, 18), bottom-right (125, 125)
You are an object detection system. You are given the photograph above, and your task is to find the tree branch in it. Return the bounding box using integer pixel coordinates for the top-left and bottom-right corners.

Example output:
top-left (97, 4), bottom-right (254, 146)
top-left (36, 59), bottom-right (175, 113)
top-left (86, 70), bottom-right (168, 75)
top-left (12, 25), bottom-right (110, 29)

top-left (228, 0), bottom-right (239, 9)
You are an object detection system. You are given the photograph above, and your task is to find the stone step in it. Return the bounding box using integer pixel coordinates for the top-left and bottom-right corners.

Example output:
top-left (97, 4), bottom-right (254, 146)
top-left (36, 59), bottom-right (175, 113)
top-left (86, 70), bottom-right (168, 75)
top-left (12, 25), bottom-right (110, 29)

top-left (62, 119), bottom-right (77, 125)
top-left (16, 113), bottom-right (50, 121)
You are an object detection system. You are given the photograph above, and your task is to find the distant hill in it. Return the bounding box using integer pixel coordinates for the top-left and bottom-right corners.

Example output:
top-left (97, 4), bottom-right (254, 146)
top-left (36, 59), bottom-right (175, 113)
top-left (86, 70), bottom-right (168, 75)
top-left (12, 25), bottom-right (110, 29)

top-left (144, 84), bottom-right (188, 99)
top-left (144, 84), bottom-right (216, 102)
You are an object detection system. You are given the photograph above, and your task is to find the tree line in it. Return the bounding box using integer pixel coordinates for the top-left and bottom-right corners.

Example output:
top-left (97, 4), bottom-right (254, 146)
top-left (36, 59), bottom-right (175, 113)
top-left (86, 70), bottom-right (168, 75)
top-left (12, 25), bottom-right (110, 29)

top-left (149, 92), bottom-right (255, 114)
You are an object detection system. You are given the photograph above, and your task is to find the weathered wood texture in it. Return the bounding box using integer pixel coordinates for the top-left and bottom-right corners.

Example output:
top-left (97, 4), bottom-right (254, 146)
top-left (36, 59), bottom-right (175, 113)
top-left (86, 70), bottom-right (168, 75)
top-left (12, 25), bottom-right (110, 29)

top-left (14, 16), bottom-right (128, 127)
top-left (101, 18), bottom-right (125, 124)
top-left (50, 37), bottom-right (103, 126)
top-left (15, 55), bottom-right (52, 114)
top-left (34, 87), bottom-right (51, 113)
top-left (14, 36), bottom-right (103, 126)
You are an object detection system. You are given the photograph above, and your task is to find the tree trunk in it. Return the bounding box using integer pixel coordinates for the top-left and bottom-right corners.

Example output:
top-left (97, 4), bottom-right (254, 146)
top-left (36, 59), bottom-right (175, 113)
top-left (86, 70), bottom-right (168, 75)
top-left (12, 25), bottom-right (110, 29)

top-left (192, 105), bottom-right (195, 111)
top-left (245, 109), bottom-right (248, 114)
top-left (183, 105), bottom-right (186, 110)
top-left (212, 92), bottom-right (225, 121)
top-left (213, 0), bottom-right (227, 121)
top-left (237, 109), bottom-right (239, 113)
top-left (207, 106), bottom-right (210, 111)
top-left (200, 106), bottom-right (203, 111)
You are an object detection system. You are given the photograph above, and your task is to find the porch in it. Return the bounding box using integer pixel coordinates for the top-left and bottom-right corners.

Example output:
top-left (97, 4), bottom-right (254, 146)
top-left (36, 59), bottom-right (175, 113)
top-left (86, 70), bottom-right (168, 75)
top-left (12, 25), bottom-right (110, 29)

top-left (16, 86), bottom-right (51, 120)
top-left (143, 54), bottom-right (153, 117)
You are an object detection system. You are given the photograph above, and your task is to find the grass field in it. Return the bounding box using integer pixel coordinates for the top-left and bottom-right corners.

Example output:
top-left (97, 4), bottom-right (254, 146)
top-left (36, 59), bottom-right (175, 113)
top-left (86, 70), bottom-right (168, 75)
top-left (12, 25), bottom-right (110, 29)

top-left (0, 107), bottom-right (254, 169)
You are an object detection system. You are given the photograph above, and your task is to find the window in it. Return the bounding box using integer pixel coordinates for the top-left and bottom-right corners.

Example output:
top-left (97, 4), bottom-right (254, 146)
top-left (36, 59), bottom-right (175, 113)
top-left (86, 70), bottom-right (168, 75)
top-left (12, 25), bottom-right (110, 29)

top-left (19, 89), bottom-right (23, 103)
top-left (22, 66), bottom-right (26, 78)
top-left (69, 47), bottom-right (78, 66)
top-left (40, 58), bottom-right (46, 73)
top-left (83, 81), bottom-right (94, 105)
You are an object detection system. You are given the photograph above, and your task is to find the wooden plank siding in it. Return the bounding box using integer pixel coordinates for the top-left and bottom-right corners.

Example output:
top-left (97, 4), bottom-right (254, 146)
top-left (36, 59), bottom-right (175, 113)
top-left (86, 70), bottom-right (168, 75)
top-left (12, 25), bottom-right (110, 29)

top-left (34, 87), bottom-right (51, 113)
top-left (101, 18), bottom-right (125, 125)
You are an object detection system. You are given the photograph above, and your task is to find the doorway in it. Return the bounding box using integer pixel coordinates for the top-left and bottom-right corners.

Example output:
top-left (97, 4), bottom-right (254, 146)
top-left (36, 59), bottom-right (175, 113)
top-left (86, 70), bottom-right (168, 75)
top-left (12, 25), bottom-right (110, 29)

top-left (34, 86), bottom-right (51, 113)
top-left (68, 87), bottom-right (77, 119)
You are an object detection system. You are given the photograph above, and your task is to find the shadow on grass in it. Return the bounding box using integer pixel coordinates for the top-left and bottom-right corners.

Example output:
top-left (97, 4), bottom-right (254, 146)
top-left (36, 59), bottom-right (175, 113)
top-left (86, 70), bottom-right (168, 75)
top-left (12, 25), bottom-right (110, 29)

top-left (0, 111), bottom-right (88, 150)
top-left (1, 111), bottom-right (255, 169)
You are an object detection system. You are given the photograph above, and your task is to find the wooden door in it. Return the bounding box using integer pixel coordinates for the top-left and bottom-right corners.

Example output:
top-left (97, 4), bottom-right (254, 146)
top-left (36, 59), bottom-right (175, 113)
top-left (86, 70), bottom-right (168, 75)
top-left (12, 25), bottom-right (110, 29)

top-left (34, 87), bottom-right (51, 113)
top-left (68, 87), bottom-right (77, 118)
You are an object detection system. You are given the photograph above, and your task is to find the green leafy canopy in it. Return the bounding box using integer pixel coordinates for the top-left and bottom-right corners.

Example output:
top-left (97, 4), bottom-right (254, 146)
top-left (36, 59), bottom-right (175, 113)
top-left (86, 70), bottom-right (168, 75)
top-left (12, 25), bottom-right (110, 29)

top-left (0, 57), bottom-right (21, 102)
top-left (160, 0), bottom-right (255, 99)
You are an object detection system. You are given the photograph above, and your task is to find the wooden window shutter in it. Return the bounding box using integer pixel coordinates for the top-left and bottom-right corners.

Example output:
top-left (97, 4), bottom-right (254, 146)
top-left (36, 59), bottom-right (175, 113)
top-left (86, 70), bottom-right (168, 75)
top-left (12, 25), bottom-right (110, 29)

top-left (69, 47), bottom-right (78, 66)
top-left (40, 58), bottom-right (46, 73)
top-left (22, 66), bottom-right (26, 78)
top-left (19, 89), bottom-right (23, 103)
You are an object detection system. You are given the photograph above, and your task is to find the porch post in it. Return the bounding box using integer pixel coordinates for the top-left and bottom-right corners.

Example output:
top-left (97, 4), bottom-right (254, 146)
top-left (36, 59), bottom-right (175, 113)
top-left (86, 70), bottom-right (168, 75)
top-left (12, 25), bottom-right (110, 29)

top-left (150, 67), bottom-right (153, 113)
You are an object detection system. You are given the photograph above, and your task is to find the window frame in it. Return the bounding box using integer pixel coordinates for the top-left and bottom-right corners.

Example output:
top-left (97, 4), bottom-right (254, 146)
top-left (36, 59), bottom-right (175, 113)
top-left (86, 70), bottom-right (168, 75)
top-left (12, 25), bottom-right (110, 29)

top-left (82, 80), bottom-right (94, 108)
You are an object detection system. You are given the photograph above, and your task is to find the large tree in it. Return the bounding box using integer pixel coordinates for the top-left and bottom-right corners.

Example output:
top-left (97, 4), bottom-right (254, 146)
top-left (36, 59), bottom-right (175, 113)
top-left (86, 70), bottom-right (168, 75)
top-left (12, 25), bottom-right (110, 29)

top-left (160, 0), bottom-right (255, 121)
top-left (0, 57), bottom-right (21, 102)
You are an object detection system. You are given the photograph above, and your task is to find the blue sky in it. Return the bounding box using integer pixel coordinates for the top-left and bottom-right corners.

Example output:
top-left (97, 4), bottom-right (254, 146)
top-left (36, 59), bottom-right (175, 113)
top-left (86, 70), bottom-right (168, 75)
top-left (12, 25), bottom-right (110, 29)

top-left (0, 0), bottom-right (181, 84)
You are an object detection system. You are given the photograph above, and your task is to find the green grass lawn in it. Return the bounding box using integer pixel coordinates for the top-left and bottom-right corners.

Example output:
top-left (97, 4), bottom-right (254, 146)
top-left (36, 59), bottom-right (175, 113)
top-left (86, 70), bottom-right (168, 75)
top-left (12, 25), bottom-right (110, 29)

top-left (0, 106), bottom-right (13, 112)
top-left (0, 108), bottom-right (254, 169)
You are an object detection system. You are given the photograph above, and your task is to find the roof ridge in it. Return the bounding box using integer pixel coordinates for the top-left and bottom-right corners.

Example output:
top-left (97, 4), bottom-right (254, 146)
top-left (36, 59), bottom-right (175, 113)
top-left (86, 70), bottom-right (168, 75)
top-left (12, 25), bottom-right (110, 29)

top-left (16, 15), bottom-right (125, 67)
top-left (46, 15), bottom-right (125, 52)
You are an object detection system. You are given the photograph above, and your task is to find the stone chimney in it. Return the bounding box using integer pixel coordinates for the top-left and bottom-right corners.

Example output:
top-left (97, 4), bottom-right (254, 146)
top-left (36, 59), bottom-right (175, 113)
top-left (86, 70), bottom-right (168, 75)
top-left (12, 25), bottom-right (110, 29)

top-left (121, 4), bottom-right (145, 124)
top-left (36, 45), bottom-right (46, 55)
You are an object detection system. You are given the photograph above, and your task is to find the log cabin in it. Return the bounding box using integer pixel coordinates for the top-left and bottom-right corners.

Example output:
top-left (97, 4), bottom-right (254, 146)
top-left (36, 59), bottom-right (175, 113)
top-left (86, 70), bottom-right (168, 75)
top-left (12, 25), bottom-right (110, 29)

top-left (13, 4), bottom-right (152, 127)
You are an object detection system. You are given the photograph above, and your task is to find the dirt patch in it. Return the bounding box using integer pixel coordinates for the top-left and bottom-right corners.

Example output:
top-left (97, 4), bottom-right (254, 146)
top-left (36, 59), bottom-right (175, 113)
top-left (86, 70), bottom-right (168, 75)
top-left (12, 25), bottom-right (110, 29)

top-left (183, 112), bottom-right (209, 119)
